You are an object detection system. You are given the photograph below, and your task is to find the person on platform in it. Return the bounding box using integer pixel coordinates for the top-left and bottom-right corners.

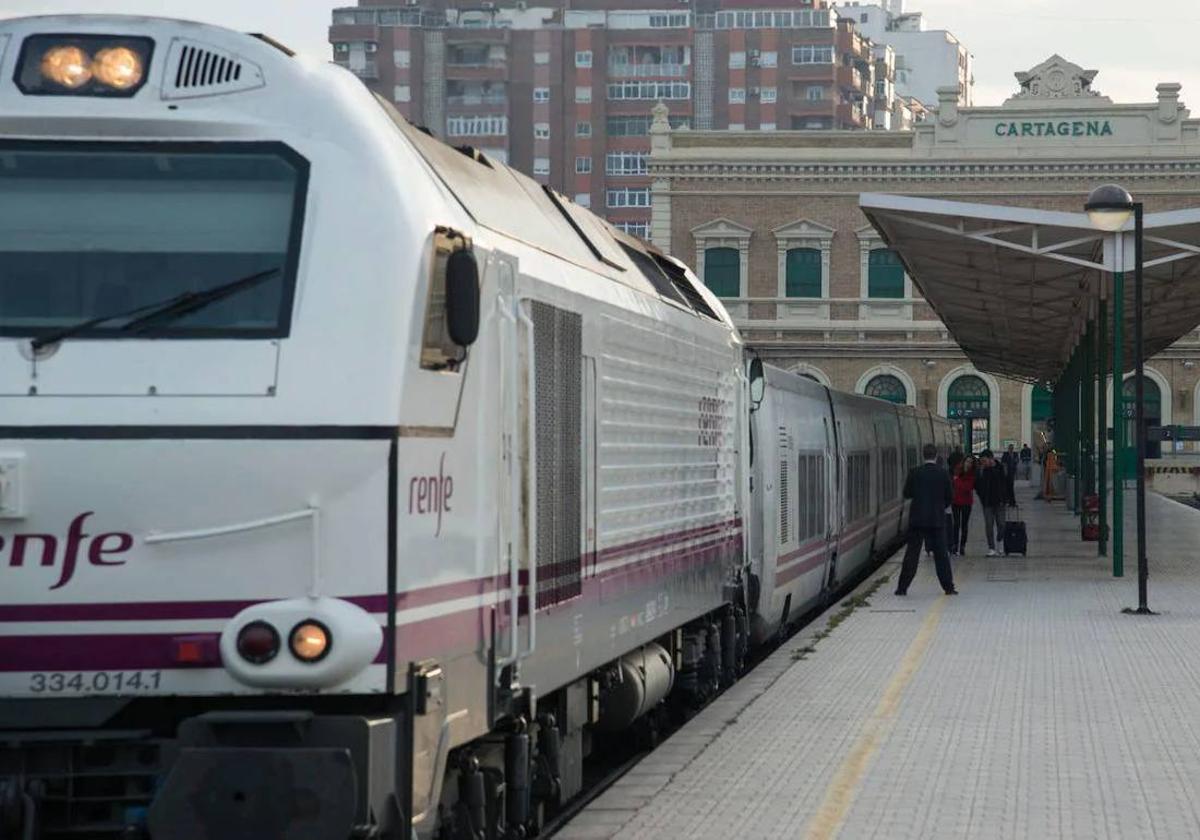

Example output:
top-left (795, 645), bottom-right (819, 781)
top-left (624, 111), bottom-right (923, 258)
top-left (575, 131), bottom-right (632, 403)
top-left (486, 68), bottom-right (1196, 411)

top-left (1019, 443), bottom-right (1033, 480)
top-left (976, 450), bottom-right (1008, 556)
top-left (896, 443), bottom-right (957, 596)
top-left (1001, 443), bottom-right (1019, 506)
top-left (951, 455), bottom-right (977, 556)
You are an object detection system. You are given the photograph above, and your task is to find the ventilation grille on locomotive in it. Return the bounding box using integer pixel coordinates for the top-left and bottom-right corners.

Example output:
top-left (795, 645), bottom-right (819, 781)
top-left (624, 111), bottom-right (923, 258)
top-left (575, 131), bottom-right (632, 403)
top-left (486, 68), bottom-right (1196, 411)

top-left (162, 39), bottom-right (265, 100)
top-left (531, 301), bottom-right (583, 607)
top-left (778, 426), bottom-right (790, 544)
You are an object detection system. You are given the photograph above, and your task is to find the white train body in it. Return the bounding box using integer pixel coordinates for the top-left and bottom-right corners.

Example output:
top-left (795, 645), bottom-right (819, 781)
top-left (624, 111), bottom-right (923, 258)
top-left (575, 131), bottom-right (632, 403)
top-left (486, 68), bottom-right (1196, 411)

top-left (0, 16), bottom-right (951, 840)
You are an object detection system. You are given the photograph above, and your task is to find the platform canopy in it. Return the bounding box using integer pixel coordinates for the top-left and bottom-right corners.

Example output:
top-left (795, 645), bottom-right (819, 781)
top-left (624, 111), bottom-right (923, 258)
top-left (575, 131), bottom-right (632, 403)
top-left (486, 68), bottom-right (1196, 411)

top-left (860, 194), bottom-right (1200, 383)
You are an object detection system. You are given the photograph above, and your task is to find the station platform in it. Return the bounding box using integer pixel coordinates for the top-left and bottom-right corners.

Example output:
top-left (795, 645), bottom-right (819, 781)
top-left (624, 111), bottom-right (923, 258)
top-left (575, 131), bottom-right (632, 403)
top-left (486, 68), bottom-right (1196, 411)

top-left (558, 483), bottom-right (1200, 839)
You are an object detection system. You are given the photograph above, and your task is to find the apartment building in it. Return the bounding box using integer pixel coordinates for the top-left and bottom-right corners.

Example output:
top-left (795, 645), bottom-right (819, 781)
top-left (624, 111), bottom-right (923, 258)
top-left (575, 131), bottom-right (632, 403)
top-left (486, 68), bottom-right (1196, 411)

top-left (834, 0), bottom-right (972, 107)
top-left (329, 0), bottom-right (908, 236)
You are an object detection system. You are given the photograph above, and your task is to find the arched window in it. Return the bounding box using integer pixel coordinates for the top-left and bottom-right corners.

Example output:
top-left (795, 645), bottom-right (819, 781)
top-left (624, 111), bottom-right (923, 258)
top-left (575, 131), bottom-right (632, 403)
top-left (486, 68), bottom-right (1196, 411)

top-left (948, 375), bottom-right (990, 453)
top-left (868, 248), bottom-right (904, 299)
top-left (865, 374), bottom-right (907, 404)
top-left (703, 247), bottom-right (740, 298)
top-left (1122, 375), bottom-right (1163, 463)
top-left (785, 247), bottom-right (821, 298)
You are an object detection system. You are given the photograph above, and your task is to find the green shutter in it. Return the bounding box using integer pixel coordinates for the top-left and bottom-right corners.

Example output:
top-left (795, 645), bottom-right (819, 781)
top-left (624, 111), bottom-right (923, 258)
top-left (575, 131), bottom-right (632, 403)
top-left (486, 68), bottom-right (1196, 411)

top-left (785, 248), bottom-right (822, 298)
top-left (1031, 385), bottom-right (1053, 422)
top-left (868, 248), bottom-right (904, 299)
top-left (704, 247), bottom-right (740, 298)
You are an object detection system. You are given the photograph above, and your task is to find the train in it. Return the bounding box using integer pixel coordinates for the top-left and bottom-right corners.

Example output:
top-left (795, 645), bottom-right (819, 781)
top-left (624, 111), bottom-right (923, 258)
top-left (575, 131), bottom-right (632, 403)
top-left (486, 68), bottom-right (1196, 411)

top-left (0, 16), bottom-right (954, 840)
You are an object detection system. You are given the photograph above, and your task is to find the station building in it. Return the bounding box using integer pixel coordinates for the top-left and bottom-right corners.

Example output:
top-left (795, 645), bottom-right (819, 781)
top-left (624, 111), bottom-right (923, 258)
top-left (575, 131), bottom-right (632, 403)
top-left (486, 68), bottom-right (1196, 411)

top-left (648, 55), bottom-right (1200, 452)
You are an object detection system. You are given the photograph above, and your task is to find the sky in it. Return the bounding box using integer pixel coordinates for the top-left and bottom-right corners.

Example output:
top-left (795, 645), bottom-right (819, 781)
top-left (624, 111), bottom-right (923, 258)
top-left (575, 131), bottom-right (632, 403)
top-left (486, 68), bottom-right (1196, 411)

top-left (2, 0), bottom-right (1199, 107)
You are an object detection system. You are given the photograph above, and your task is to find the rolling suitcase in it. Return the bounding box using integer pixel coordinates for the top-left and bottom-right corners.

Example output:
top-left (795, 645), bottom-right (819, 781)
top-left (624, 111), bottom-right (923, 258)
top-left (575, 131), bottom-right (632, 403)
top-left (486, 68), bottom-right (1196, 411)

top-left (1003, 506), bottom-right (1027, 556)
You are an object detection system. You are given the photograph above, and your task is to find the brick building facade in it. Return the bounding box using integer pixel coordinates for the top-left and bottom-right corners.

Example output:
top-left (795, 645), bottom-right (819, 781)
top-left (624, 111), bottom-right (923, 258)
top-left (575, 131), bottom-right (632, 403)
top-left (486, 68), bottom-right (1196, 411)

top-left (649, 56), bottom-right (1200, 452)
top-left (329, 0), bottom-right (957, 238)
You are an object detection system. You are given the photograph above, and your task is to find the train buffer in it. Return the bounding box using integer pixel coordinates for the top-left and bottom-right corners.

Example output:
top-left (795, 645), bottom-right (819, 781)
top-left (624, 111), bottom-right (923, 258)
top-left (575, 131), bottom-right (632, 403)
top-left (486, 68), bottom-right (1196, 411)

top-left (557, 482), bottom-right (1200, 839)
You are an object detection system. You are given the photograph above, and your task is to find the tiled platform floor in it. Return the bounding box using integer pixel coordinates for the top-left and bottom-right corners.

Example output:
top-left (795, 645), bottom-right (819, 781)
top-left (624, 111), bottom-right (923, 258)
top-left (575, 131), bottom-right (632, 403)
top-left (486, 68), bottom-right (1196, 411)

top-left (559, 483), bottom-right (1200, 839)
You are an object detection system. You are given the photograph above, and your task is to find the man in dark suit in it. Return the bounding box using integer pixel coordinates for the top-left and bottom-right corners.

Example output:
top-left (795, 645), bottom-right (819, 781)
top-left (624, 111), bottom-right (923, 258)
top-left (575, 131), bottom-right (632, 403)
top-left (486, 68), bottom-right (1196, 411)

top-left (896, 442), bottom-right (957, 596)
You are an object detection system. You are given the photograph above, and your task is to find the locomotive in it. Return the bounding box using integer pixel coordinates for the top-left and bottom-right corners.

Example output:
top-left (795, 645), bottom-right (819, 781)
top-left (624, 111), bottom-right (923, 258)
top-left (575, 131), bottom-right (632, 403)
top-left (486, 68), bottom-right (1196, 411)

top-left (0, 16), bottom-right (953, 839)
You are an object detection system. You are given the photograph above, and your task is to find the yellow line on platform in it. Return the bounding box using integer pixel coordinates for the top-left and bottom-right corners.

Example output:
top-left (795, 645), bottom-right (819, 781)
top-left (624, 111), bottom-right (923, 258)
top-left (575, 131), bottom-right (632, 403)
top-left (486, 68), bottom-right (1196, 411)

top-left (803, 595), bottom-right (949, 840)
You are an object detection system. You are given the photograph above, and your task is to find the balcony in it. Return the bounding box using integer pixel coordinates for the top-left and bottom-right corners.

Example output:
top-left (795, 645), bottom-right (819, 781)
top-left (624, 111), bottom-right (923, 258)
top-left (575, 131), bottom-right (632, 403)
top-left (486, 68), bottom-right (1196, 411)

top-left (837, 65), bottom-right (866, 97)
top-left (607, 62), bottom-right (688, 78)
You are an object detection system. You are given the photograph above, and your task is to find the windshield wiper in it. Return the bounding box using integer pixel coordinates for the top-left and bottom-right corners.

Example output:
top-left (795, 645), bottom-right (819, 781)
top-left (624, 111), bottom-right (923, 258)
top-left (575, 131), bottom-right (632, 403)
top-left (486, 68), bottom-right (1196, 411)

top-left (29, 268), bottom-right (281, 350)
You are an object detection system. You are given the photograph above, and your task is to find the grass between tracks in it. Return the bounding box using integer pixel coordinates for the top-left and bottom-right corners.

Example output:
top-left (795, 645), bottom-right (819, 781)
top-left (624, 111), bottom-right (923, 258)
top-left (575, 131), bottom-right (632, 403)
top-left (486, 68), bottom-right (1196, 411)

top-left (790, 574), bottom-right (891, 662)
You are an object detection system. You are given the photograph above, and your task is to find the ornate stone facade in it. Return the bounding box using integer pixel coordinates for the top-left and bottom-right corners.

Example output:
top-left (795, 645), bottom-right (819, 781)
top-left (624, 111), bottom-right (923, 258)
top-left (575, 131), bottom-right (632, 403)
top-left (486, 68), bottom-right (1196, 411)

top-left (650, 57), bottom-right (1200, 450)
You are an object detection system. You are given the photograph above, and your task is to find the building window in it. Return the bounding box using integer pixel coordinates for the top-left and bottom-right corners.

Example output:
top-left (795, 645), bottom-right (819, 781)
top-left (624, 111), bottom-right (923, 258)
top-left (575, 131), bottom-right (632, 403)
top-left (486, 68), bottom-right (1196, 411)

top-left (615, 221), bottom-right (650, 238)
top-left (533, 157), bottom-right (550, 176)
top-left (806, 85), bottom-right (826, 101)
top-left (647, 12), bottom-right (689, 27)
top-left (792, 45), bottom-right (834, 65)
top-left (534, 51), bottom-right (550, 65)
top-left (703, 247), bottom-right (740, 298)
top-left (534, 123), bottom-right (550, 139)
top-left (575, 86), bottom-right (592, 103)
top-left (606, 188), bottom-right (651, 208)
top-left (394, 84), bottom-right (411, 103)
top-left (865, 375), bottom-right (907, 404)
top-left (365, 42), bottom-right (378, 54)
top-left (575, 121), bottom-right (592, 137)
top-left (606, 81), bottom-right (691, 100)
top-left (605, 152), bottom-right (648, 175)
top-left (759, 50), bottom-right (778, 67)
top-left (760, 86), bottom-right (777, 103)
top-left (575, 50), bottom-right (593, 68)
top-left (533, 87), bottom-right (550, 103)
top-left (785, 248), bottom-right (821, 298)
top-left (729, 88), bottom-right (746, 104)
top-left (574, 193), bottom-right (591, 208)
top-left (715, 9), bottom-right (830, 28)
top-left (575, 156), bottom-right (592, 174)
top-left (868, 248), bottom-right (905, 299)
top-left (393, 49), bottom-right (411, 68)
top-left (333, 42), bottom-right (350, 56)
top-left (729, 51), bottom-right (746, 69)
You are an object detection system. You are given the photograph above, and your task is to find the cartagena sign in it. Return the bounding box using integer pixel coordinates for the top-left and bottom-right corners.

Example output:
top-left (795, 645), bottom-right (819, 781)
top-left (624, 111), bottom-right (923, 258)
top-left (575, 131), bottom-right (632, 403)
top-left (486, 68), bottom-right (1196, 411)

top-left (994, 119), bottom-right (1114, 139)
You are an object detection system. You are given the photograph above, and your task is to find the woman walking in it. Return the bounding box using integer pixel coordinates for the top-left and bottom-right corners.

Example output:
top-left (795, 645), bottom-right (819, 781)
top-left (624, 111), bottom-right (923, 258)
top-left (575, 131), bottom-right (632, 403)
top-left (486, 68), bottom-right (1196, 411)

top-left (952, 456), bottom-right (977, 556)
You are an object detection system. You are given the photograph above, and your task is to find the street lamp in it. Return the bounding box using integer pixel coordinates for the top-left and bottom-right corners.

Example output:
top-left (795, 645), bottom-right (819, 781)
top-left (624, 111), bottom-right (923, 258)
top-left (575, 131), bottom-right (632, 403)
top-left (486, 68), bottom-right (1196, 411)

top-left (1086, 184), bottom-right (1153, 615)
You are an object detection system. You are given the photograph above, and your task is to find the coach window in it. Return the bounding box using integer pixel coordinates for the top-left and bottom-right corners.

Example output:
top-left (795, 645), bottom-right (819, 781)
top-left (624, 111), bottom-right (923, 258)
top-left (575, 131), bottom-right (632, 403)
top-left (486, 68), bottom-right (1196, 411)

top-left (865, 374), bottom-right (907, 404)
top-left (703, 248), bottom-right (740, 298)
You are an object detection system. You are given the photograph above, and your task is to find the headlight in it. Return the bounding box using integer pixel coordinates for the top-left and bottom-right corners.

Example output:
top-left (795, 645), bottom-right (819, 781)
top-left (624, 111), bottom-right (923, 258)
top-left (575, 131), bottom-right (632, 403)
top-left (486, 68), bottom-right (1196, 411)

top-left (289, 620), bottom-right (332, 663)
top-left (16, 35), bottom-right (153, 96)
top-left (40, 45), bottom-right (92, 89)
top-left (92, 46), bottom-right (144, 90)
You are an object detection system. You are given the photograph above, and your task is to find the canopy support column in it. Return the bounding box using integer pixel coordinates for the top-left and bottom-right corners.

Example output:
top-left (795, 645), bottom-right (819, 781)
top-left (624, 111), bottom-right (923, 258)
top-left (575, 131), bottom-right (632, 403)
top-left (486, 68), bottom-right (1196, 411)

top-left (1098, 292), bottom-right (1108, 557)
top-left (1112, 270), bottom-right (1125, 578)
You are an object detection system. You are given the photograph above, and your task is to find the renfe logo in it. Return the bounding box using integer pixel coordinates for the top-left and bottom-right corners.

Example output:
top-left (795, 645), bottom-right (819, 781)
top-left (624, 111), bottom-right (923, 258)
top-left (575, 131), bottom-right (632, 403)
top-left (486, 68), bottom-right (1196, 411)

top-left (4, 512), bottom-right (133, 590)
top-left (409, 453), bottom-right (454, 537)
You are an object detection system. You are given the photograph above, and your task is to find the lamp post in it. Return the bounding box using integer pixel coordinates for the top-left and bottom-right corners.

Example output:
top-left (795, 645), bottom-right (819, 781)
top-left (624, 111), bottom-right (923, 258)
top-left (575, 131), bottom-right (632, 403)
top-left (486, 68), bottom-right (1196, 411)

top-left (1086, 184), bottom-right (1153, 615)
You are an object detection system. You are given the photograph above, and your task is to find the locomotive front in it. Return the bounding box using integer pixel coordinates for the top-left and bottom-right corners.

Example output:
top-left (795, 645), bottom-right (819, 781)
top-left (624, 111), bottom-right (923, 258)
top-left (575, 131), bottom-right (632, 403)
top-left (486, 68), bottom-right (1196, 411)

top-left (0, 16), bottom-right (448, 838)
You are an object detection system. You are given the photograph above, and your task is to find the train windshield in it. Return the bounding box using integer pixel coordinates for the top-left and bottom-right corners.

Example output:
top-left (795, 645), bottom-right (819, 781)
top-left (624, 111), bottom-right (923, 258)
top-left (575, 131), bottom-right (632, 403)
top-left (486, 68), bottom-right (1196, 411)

top-left (0, 142), bottom-right (307, 340)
